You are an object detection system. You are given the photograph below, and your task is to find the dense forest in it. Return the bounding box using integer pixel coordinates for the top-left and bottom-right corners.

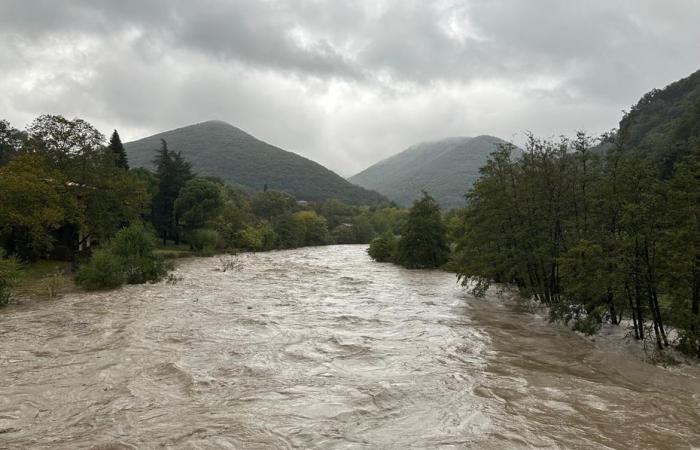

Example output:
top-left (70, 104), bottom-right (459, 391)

top-left (0, 115), bottom-right (404, 298)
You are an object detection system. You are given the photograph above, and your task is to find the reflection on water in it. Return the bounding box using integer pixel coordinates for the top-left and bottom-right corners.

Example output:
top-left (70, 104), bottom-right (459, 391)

top-left (1, 245), bottom-right (698, 448)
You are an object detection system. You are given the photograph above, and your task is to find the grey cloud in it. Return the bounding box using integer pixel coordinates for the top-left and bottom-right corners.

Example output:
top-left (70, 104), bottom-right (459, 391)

top-left (0, 1), bottom-right (699, 175)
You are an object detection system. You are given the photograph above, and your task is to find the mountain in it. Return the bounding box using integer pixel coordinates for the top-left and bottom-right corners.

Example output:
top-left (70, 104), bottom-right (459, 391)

top-left (124, 120), bottom-right (387, 205)
top-left (349, 135), bottom-right (508, 209)
top-left (617, 69), bottom-right (700, 175)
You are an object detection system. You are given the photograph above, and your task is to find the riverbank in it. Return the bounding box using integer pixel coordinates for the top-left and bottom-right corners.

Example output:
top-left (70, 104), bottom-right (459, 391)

top-left (13, 260), bottom-right (75, 301)
top-left (6, 242), bottom-right (318, 306)
top-left (490, 286), bottom-right (700, 367)
top-left (6, 243), bottom-right (196, 306)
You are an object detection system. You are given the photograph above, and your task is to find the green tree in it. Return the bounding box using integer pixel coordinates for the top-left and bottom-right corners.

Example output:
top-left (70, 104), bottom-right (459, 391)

top-left (662, 141), bottom-right (700, 355)
top-left (352, 214), bottom-right (375, 244)
top-left (0, 154), bottom-right (68, 260)
top-left (368, 231), bottom-right (398, 263)
top-left (108, 129), bottom-right (129, 170)
top-left (274, 214), bottom-right (306, 249)
top-left (20, 115), bottom-right (148, 254)
top-left (293, 210), bottom-right (329, 246)
top-left (174, 178), bottom-right (224, 232)
top-left (0, 119), bottom-right (25, 167)
top-left (152, 140), bottom-right (193, 244)
top-left (395, 192), bottom-right (449, 269)
top-left (26, 114), bottom-right (105, 175)
top-left (250, 190), bottom-right (297, 220)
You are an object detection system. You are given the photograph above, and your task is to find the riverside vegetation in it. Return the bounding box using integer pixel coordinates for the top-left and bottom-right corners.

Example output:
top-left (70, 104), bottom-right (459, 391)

top-left (369, 70), bottom-right (700, 360)
top-left (0, 114), bottom-right (404, 296)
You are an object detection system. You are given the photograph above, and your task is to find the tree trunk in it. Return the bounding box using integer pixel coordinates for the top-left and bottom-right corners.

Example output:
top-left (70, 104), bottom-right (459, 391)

top-left (625, 282), bottom-right (640, 339)
top-left (606, 287), bottom-right (618, 325)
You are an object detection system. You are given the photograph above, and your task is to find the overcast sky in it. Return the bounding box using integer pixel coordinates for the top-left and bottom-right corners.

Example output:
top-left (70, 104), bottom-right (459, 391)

top-left (1, 1), bottom-right (699, 176)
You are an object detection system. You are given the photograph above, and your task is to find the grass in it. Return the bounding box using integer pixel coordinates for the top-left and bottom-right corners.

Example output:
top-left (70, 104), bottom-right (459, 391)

top-left (8, 241), bottom-right (212, 304)
top-left (14, 260), bottom-right (75, 300)
top-left (155, 242), bottom-right (194, 259)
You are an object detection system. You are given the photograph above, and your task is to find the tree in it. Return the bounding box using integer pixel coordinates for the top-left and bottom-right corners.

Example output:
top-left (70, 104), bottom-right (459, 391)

top-left (250, 190), bottom-right (297, 220)
top-left (368, 231), bottom-right (398, 263)
top-left (352, 214), bottom-right (375, 243)
top-left (292, 210), bottom-right (329, 246)
top-left (0, 154), bottom-right (68, 260)
top-left (152, 140), bottom-right (193, 243)
top-left (108, 130), bottom-right (129, 169)
top-left (274, 214), bottom-right (306, 249)
top-left (26, 114), bottom-right (105, 175)
top-left (174, 178), bottom-right (224, 232)
top-left (2, 115), bottom-right (149, 258)
top-left (0, 119), bottom-right (25, 167)
top-left (395, 192), bottom-right (449, 269)
top-left (662, 141), bottom-right (700, 355)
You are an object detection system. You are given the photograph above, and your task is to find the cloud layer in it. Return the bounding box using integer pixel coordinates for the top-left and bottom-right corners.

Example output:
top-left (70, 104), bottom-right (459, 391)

top-left (2, 0), bottom-right (699, 175)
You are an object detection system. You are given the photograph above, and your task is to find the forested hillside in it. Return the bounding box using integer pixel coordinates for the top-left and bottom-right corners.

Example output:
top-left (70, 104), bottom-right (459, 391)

top-left (618, 69), bottom-right (700, 175)
top-left (125, 121), bottom-right (387, 205)
top-left (349, 135), bottom-right (507, 208)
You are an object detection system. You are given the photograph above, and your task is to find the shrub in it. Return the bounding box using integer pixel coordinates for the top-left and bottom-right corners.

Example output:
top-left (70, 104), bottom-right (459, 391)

top-left (188, 228), bottom-right (221, 255)
top-left (75, 224), bottom-right (170, 290)
top-left (75, 248), bottom-right (125, 291)
top-left (0, 249), bottom-right (21, 306)
top-left (231, 222), bottom-right (276, 252)
top-left (238, 225), bottom-right (265, 251)
top-left (367, 231), bottom-right (398, 263)
top-left (110, 223), bottom-right (169, 283)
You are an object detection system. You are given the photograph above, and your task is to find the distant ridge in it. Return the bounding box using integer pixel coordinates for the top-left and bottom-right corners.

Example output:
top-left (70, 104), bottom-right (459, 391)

top-left (349, 135), bottom-right (508, 208)
top-left (124, 120), bottom-right (387, 205)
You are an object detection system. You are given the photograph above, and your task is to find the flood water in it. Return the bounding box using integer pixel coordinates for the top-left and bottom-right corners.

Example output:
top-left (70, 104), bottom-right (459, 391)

top-left (1, 245), bottom-right (699, 449)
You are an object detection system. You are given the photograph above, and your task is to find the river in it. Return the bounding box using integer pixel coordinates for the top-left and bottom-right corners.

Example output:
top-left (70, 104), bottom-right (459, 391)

top-left (1, 245), bottom-right (699, 448)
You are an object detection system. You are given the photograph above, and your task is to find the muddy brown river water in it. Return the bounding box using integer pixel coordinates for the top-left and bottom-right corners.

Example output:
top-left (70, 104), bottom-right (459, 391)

top-left (1, 245), bottom-right (699, 449)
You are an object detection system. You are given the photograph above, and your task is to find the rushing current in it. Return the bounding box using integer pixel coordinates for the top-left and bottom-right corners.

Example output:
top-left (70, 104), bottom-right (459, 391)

top-left (1, 245), bottom-right (699, 449)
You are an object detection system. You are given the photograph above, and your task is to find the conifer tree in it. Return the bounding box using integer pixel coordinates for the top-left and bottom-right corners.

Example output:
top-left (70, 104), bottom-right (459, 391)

top-left (108, 130), bottom-right (129, 170)
top-left (152, 139), bottom-right (193, 244)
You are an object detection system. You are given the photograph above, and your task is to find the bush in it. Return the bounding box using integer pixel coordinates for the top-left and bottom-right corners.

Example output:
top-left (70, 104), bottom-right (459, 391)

top-left (75, 224), bottom-right (170, 291)
top-left (187, 228), bottom-right (221, 255)
top-left (237, 225), bottom-right (265, 251)
top-left (367, 231), bottom-right (398, 263)
top-left (75, 248), bottom-right (125, 291)
top-left (0, 249), bottom-right (21, 306)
